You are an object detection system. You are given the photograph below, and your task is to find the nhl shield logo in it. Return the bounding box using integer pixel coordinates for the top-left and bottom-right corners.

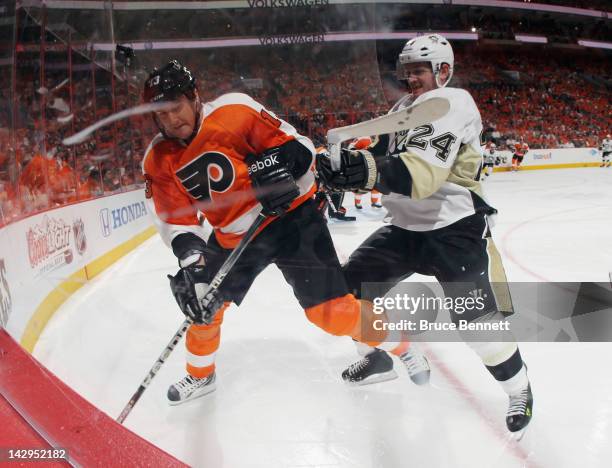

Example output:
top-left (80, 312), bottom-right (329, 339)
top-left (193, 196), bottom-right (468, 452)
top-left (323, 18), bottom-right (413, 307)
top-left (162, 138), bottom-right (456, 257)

top-left (73, 218), bottom-right (87, 255)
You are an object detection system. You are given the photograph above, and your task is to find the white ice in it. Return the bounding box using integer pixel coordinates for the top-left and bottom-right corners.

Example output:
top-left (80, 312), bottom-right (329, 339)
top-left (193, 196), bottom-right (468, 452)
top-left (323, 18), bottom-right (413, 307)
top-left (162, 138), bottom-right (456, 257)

top-left (34, 167), bottom-right (612, 467)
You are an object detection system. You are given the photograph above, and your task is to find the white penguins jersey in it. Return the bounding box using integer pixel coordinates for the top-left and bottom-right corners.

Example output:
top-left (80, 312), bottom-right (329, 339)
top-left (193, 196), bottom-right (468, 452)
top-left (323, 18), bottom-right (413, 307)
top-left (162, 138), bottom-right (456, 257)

top-left (601, 138), bottom-right (612, 153)
top-left (381, 87), bottom-right (491, 231)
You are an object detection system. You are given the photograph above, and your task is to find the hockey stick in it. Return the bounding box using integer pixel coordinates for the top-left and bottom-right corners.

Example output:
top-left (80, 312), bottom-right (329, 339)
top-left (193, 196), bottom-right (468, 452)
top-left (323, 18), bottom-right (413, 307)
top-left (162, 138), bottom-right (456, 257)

top-left (327, 97), bottom-right (450, 170)
top-left (116, 212), bottom-right (267, 424)
top-left (324, 192), bottom-right (356, 221)
top-left (62, 102), bottom-right (174, 146)
top-left (324, 192), bottom-right (338, 213)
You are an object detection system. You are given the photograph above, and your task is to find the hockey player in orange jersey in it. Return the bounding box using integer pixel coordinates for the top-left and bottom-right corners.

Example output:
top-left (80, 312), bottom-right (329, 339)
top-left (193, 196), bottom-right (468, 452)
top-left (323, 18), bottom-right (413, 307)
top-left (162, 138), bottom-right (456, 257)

top-left (511, 137), bottom-right (529, 171)
top-left (141, 61), bottom-right (427, 405)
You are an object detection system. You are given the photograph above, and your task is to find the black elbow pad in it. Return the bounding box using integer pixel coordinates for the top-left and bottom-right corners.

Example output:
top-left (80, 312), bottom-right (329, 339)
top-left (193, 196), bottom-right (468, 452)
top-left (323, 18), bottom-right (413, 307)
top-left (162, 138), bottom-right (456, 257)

top-left (276, 139), bottom-right (313, 179)
top-left (375, 155), bottom-right (413, 196)
top-left (171, 232), bottom-right (207, 261)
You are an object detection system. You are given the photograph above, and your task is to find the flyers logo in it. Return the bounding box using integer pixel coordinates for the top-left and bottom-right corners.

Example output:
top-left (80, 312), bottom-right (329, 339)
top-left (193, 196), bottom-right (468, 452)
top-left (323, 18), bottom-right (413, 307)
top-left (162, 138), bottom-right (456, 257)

top-left (176, 152), bottom-right (235, 202)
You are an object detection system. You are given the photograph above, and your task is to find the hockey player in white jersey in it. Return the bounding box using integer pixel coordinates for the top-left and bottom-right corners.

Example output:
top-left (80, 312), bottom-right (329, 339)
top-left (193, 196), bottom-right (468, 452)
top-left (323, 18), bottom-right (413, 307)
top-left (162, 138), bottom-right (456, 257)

top-left (317, 34), bottom-right (533, 434)
top-left (481, 142), bottom-right (496, 181)
top-left (600, 134), bottom-right (611, 168)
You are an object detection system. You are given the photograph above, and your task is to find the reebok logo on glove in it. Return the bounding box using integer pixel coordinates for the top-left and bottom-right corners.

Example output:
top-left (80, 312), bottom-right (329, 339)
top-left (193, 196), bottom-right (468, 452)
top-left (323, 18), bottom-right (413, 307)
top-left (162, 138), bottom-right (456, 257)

top-left (247, 154), bottom-right (279, 176)
top-left (246, 147), bottom-right (298, 217)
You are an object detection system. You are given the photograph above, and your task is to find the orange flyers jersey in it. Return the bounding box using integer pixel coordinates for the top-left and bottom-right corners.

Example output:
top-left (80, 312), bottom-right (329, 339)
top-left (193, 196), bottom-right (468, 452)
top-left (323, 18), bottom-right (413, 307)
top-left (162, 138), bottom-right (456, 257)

top-left (513, 142), bottom-right (529, 157)
top-left (143, 93), bottom-right (316, 249)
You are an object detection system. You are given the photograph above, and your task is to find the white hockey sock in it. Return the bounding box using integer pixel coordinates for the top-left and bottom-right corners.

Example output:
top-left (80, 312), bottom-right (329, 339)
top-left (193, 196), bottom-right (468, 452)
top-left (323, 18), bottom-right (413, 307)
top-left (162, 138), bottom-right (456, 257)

top-left (465, 340), bottom-right (528, 394)
top-left (461, 312), bottom-right (528, 395)
top-left (498, 364), bottom-right (529, 395)
top-left (355, 340), bottom-right (375, 356)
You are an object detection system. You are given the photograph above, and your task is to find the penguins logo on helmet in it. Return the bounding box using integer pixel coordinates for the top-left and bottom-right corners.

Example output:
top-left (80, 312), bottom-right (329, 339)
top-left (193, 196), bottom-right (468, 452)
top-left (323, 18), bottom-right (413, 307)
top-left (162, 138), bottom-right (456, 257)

top-left (396, 34), bottom-right (454, 88)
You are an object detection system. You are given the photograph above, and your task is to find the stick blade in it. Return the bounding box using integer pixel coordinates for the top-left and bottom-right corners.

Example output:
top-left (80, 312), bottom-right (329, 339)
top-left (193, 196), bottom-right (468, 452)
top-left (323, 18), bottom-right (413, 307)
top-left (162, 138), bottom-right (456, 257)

top-left (327, 97), bottom-right (450, 145)
top-left (326, 97), bottom-right (450, 170)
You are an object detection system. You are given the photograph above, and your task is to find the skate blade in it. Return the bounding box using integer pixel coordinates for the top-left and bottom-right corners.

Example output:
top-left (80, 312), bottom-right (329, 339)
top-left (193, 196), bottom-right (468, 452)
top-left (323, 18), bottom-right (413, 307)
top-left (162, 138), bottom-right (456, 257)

top-left (509, 425), bottom-right (529, 441)
top-left (345, 370), bottom-right (398, 387)
top-left (408, 370), bottom-right (431, 386)
top-left (167, 383), bottom-right (217, 406)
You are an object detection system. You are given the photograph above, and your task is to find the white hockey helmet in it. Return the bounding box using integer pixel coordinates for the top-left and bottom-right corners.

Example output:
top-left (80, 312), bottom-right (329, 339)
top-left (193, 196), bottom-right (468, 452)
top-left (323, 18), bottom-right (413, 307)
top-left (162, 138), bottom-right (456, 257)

top-left (397, 34), bottom-right (454, 88)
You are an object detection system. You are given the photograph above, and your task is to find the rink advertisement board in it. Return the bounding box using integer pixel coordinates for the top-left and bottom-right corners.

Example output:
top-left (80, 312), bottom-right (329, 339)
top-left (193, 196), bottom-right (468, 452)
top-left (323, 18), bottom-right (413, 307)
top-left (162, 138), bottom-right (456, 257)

top-left (493, 147), bottom-right (600, 170)
top-left (0, 190), bottom-right (154, 349)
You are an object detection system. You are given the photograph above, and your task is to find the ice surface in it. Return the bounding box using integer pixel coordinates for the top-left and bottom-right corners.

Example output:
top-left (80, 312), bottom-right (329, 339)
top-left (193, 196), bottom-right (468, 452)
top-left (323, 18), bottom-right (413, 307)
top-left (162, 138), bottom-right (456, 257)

top-left (34, 167), bottom-right (612, 467)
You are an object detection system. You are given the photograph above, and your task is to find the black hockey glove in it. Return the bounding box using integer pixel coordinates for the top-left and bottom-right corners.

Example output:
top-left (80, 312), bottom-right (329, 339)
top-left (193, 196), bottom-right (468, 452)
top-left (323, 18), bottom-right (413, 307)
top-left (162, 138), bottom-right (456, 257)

top-left (246, 147), bottom-right (300, 216)
top-left (316, 148), bottom-right (377, 192)
top-left (168, 266), bottom-right (224, 325)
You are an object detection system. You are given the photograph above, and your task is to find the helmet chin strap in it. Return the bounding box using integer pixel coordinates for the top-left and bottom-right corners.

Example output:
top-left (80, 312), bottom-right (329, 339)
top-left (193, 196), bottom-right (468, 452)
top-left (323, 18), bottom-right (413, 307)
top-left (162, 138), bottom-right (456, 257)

top-left (434, 63), bottom-right (452, 88)
top-left (185, 97), bottom-right (202, 145)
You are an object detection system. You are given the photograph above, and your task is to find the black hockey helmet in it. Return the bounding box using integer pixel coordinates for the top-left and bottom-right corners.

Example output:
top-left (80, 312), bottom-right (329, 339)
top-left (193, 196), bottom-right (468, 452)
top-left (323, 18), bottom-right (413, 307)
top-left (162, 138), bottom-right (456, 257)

top-left (143, 60), bottom-right (196, 103)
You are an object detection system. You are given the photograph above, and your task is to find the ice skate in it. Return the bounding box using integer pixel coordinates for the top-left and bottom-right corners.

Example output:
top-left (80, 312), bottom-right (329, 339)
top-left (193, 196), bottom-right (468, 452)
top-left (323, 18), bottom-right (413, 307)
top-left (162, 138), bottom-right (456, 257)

top-left (506, 383), bottom-right (533, 438)
top-left (167, 373), bottom-right (216, 405)
top-left (399, 347), bottom-right (431, 385)
top-left (341, 349), bottom-right (398, 386)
